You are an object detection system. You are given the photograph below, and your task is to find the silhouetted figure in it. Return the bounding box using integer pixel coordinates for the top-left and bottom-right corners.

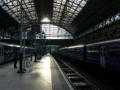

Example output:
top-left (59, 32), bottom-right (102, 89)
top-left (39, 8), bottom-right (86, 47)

top-left (34, 51), bottom-right (37, 62)
top-left (13, 50), bottom-right (18, 68)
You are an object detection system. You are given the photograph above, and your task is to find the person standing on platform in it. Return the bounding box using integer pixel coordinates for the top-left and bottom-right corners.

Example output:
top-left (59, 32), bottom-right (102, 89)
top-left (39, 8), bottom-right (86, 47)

top-left (34, 51), bottom-right (37, 62)
top-left (13, 50), bottom-right (18, 69)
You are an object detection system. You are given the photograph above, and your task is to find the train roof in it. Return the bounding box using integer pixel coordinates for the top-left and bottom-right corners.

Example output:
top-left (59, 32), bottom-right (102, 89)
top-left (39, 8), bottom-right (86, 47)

top-left (0, 42), bottom-right (20, 47)
top-left (60, 44), bottom-right (84, 50)
top-left (0, 42), bottom-right (33, 49)
top-left (87, 38), bottom-right (120, 46)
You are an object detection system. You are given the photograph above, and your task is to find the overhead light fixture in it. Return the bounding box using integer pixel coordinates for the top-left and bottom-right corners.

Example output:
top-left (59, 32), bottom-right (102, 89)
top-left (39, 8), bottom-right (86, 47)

top-left (41, 17), bottom-right (50, 22)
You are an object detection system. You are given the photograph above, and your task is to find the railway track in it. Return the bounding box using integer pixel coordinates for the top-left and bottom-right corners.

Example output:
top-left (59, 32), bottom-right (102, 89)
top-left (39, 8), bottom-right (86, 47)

top-left (56, 59), bottom-right (100, 90)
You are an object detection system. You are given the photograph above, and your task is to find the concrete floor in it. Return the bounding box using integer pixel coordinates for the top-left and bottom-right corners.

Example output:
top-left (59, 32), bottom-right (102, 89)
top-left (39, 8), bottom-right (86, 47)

top-left (0, 55), bottom-right (70, 90)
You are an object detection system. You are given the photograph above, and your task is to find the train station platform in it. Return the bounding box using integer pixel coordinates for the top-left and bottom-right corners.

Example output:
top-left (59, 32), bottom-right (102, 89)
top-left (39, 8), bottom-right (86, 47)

top-left (0, 54), bottom-right (71, 90)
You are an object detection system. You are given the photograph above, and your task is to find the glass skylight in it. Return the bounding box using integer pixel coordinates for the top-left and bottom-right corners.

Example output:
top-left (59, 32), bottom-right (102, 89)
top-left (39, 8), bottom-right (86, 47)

top-left (52, 0), bottom-right (88, 27)
top-left (0, 0), bottom-right (84, 39)
top-left (36, 24), bottom-right (73, 39)
top-left (0, 0), bottom-right (37, 23)
top-left (0, 0), bottom-right (88, 29)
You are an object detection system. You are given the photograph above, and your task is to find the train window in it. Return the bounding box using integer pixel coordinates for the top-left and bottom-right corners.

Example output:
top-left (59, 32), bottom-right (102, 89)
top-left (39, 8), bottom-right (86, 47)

top-left (109, 46), bottom-right (120, 58)
top-left (87, 49), bottom-right (99, 56)
top-left (4, 48), bottom-right (13, 55)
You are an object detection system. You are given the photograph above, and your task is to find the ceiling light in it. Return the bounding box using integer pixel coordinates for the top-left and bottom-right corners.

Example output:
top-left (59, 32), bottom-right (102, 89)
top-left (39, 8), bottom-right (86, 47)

top-left (41, 17), bottom-right (50, 22)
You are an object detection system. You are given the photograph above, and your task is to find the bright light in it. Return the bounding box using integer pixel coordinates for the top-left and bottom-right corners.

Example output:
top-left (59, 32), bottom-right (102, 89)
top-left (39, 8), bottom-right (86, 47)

top-left (41, 17), bottom-right (50, 22)
top-left (63, 44), bottom-right (84, 49)
top-left (40, 56), bottom-right (51, 77)
top-left (68, 45), bottom-right (84, 48)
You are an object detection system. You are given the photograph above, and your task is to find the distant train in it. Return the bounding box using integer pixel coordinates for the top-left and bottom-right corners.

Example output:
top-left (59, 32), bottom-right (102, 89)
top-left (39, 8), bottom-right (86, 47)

top-left (0, 42), bottom-right (33, 64)
top-left (58, 39), bottom-right (120, 72)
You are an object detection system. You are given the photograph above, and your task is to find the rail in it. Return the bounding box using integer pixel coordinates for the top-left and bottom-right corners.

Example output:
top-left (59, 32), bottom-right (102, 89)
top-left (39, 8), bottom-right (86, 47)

top-left (55, 59), bottom-right (100, 90)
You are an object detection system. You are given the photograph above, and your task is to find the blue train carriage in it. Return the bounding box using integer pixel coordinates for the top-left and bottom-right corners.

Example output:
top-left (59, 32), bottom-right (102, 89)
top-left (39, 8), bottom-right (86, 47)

top-left (59, 45), bottom-right (85, 61)
top-left (3, 44), bottom-right (20, 63)
top-left (67, 45), bottom-right (85, 61)
top-left (103, 39), bottom-right (120, 71)
top-left (86, 43), bottom-right (101, 66)
top-left (58, 47), bottom-right (67, 56)
top-left (0, 43), bottom-right (17, 64)
top-left (4, 46), bottom-right (14, 63)
top-left (86, 39), bottom-right (120, 71)
top-left (0, 43), bottom-right (13, 64)
top-left (0, 42), bottom-right (34, 64)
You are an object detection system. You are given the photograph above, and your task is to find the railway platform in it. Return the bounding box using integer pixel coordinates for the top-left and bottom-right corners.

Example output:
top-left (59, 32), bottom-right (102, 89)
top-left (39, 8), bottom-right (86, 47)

top-left (0, 54), bottom-right (71, 90)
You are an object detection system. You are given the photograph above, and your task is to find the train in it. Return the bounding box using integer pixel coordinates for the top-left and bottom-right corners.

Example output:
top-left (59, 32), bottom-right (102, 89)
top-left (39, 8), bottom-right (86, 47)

top-left (58, 39), bottom-right (120, 72)
top-left (0, 42), bottom-right (34, 64)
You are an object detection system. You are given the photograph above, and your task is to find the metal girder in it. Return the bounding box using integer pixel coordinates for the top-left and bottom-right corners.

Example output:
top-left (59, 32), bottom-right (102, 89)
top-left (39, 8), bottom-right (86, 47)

top-left (0, 6), bottom-right (19, 29)
top-left (0, 0), bottom-right (120, 39)
top-left (72, 0), bottom-right (120, 37)
top-left (33, 0), bottom-right (53, 20)
top-left (0, 39), bottom-right (74, 46)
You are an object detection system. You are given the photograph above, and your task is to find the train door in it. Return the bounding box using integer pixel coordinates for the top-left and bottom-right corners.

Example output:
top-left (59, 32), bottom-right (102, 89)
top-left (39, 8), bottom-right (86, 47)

top-left (100, 46), bottom-right (106, 68)
top-left (0, 46), bottom-right (4, 63)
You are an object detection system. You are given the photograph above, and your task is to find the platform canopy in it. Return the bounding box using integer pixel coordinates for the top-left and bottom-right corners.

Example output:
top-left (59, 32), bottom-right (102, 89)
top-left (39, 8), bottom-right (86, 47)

top-left (0, 0), bottom-right (120, 38)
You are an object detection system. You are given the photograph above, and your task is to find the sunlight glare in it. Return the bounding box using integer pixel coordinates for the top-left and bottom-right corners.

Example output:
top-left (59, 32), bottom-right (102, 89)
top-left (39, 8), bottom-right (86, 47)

top-left (41, 17), bottom-right (50, 22)
top-left (41, 56), bottom-right (51, 77)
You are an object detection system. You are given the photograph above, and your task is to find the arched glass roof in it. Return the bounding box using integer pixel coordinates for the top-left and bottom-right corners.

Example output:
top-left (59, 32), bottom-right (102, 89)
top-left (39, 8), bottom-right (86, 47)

top-left (0, 0), bottom-right (88, 26)
top-left (52, 0), bottom-right (88, 27)
top-left (36, 24), bottom-right (73, 39)
top-left (0, 0), bottom-right (88, 38)
top-left (0, 0), bottom-right (38, 23)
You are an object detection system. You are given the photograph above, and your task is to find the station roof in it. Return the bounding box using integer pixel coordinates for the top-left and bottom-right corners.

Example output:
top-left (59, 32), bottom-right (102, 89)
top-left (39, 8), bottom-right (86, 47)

top-left (0, 6), bottom-right (19, 30)
top-left (0, 0), bottom-right (120, 38)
